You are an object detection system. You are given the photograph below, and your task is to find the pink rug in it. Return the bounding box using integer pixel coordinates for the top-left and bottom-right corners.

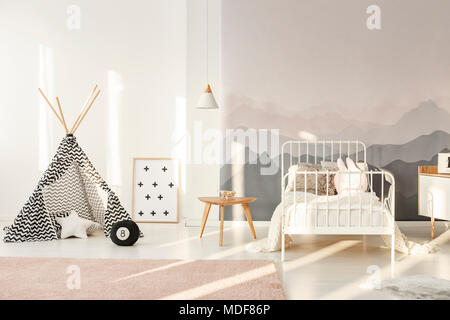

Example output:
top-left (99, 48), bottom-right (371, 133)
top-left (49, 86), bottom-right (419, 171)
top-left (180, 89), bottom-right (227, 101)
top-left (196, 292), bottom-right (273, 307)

top-left (0, 257), bottom-right (285, 300)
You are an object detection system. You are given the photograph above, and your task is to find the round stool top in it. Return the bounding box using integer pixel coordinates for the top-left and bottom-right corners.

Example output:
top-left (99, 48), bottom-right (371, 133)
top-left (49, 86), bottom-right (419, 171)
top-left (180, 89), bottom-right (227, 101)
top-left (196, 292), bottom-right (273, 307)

top-left (198, 197), bottom-right (257, 206)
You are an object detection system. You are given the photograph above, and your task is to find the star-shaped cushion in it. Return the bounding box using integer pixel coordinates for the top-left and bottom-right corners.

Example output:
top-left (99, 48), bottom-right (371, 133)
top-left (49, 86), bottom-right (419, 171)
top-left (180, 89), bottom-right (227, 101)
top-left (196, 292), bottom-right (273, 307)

top-left (56, 211), bottom-right (100, 239)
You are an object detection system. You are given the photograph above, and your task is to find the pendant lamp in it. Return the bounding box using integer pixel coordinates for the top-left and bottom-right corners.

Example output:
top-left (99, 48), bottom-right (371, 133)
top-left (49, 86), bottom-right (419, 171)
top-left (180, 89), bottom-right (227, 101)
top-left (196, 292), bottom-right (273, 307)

top-left (196, 0), bottom-right (218, 109)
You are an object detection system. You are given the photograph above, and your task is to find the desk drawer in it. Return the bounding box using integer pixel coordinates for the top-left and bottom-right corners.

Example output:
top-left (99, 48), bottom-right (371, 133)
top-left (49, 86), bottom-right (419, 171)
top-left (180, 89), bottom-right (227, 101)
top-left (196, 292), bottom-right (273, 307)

top-left (419, 175), bottom-right (450, 220)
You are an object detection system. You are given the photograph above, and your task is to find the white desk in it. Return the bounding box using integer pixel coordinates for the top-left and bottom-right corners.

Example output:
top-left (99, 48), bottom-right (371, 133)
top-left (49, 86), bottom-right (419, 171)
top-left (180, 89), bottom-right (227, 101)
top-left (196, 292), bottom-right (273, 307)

top-left (418, 166), bottom-right (450, 238)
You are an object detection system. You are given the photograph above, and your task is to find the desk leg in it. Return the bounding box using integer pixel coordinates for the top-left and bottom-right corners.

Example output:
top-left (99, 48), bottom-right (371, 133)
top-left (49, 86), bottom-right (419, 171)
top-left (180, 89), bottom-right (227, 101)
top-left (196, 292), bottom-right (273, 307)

top-left (199, 203), bottom-right (212, 238)
top-left (242, 203), bottom-right (256, 239)
top-left (431, 216), bottom-right (435, 239)
top-left (220, 205), bottom-right (224, 246)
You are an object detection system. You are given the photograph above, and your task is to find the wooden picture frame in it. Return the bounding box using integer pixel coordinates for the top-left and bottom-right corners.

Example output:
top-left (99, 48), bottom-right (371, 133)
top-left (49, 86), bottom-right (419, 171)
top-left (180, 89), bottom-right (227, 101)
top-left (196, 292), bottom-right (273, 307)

top-left (132, 158), bottom-right (179, 223)
top-left (438, 153), bottom-right (450, 174)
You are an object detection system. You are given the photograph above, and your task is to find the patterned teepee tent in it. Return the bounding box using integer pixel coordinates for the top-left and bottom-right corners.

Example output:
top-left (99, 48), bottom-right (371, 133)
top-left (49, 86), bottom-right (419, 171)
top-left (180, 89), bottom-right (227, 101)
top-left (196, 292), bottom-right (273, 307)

top-left (3, 85), bottom-right (139, 242)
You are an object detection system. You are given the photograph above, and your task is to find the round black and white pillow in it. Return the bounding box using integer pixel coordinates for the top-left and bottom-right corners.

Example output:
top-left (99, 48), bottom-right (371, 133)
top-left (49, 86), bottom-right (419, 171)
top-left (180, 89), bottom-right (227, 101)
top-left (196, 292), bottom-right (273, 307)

top-left (110, 220), bottom-right (140, 246)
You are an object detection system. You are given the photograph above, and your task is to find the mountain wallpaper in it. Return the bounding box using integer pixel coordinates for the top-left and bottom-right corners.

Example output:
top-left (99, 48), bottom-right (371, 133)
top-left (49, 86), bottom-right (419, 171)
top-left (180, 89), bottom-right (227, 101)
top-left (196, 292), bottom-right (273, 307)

top-left (220, 0), bottom-right (450, 221)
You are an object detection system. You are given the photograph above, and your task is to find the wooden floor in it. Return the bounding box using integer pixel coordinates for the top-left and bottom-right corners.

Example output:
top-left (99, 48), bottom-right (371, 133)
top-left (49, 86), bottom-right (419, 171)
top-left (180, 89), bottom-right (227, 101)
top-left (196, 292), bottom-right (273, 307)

top-left (0, 220), bottom-right (449, 299)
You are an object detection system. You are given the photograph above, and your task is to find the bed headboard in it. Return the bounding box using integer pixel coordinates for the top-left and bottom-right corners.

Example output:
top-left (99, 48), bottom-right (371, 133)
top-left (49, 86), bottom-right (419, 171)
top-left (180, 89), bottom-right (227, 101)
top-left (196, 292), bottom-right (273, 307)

top-left (281, 140), bottom-right (367, 168)
top-left (280, 140), bottom-right (395, 224)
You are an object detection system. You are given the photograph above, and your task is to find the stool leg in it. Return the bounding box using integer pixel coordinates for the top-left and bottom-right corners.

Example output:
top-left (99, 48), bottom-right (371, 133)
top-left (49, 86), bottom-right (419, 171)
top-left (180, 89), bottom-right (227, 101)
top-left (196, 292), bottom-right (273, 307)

top-left (220, 205), bottom-right (224, 246)
top-left (242, 203), bottom-right (256, 239)
top-left (199, 203), bottom-right (212, 238)
top-left (431, 216), bottom-right (435, 239)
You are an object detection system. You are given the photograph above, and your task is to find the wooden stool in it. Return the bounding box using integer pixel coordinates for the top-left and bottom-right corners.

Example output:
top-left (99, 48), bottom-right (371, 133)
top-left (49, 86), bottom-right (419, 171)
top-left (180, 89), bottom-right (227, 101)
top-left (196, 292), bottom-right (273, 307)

top-left (198, 197), bottom-right (257, 246)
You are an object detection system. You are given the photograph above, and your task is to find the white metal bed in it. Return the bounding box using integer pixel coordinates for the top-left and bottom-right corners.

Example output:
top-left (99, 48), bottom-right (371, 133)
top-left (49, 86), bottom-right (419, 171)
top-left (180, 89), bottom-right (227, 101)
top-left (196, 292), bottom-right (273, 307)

top-left (281, 140), bottom-right (395, 272)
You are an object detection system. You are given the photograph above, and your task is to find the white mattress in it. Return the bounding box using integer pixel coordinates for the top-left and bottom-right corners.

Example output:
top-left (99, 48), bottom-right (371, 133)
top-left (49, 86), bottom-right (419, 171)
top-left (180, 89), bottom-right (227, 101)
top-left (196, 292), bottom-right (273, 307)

top-left (283, 191), bottom-right (391, 228)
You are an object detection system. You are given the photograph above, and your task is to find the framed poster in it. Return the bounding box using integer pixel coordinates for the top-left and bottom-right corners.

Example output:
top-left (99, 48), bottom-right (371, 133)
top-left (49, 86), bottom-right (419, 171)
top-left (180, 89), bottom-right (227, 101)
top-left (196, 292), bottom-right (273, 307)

top-left (438, 153), bottom-right (450, 174)
top-left (132, 158), bottom-right (179, 223)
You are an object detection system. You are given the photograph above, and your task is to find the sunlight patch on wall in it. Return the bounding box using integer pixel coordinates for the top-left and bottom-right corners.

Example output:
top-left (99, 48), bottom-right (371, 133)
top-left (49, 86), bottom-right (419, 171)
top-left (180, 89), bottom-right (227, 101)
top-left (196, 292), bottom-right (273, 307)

top-left (38, 44), bottom-right (54, 172)
top-left (107, 70), bottom-right (123, 187)
top-left (231, 140), bottom-right (245, 218)
top-left (172, 96), bottom-right (187, 193)
top-left (297, 131), bottom-right (317, 141)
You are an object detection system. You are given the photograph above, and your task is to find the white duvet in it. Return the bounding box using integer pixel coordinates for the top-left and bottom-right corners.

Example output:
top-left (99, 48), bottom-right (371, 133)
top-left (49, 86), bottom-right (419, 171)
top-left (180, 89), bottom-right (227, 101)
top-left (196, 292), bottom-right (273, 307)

top-left (247, 192), bottom-right (437, 255)
top-left (283, 191), bottom-right (389, 228)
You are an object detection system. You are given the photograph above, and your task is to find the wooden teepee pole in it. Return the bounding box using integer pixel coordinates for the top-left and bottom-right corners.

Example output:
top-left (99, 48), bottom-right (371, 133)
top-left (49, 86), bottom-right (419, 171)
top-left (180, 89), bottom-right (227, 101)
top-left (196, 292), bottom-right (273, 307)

top-left (38, 88), bottom-right (65, 129)
top-left (70, 84), bottom-right (98, 133)
top-left (72, 89), bottom-right (101, 134)
top-left (55, 97), bottom-right (69, 134)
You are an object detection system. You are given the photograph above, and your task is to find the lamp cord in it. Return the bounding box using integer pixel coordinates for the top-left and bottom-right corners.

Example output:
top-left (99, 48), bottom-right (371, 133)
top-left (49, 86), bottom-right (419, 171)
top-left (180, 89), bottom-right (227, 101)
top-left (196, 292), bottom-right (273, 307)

top-left (205, 0), bottom-right (208, 84)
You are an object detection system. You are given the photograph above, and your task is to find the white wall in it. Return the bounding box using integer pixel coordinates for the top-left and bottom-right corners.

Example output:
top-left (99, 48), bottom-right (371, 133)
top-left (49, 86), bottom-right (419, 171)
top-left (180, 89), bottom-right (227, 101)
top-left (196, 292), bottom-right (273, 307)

top-left (0, 0), bottom-right (221, 222)
top-left (185, 0), bottom-right (221, 224)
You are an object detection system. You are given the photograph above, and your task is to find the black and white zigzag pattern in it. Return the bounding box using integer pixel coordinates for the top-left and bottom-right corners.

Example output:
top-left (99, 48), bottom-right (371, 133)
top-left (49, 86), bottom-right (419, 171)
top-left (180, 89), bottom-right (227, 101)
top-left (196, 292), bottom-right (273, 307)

top-left (3, 135), bottom-right (141, 242)
top-left (43, 162), bottom-right (92, 221)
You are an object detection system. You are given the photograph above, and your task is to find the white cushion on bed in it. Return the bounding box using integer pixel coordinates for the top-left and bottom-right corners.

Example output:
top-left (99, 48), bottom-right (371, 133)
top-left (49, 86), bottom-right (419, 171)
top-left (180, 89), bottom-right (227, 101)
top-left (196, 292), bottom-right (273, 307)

top-left (324, 158), bottom-right (369, 195)
top-left (320, 160), bottom-right (368, 171)
top-left (286, 163), bottom-right (337, 195)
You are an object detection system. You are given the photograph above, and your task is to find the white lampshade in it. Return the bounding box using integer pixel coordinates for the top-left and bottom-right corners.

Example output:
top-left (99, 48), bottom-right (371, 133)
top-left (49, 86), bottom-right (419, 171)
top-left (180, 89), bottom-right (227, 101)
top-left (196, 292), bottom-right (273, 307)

top-left (196, 84), bottom-right (218, 109)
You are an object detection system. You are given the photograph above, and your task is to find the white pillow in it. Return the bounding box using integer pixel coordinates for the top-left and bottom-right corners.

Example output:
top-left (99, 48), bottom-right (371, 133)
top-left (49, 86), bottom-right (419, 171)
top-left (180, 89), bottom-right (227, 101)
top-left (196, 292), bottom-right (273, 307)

top-left (346, 158), bottom-right (368, 191)
top-left (321, 160), bottom-right (367, 171)
top-left (56, 211), bottom-right (101, 239)
top-left (333, 158), bottom-right (369, 195)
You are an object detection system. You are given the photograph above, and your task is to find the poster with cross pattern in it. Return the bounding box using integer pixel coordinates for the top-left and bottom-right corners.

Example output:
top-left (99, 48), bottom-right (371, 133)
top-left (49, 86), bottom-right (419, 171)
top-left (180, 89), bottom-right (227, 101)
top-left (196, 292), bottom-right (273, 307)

top-left (132, 158), bottom-right (178, 223)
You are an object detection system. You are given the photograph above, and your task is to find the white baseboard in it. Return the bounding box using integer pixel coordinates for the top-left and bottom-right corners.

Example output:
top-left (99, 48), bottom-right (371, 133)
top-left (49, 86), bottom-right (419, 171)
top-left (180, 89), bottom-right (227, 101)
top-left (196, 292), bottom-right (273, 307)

top-left (397, 220), bottom-right (448, 227)
top-left (0, 215), bottom-right (446, 229)
top-left (186, 219), bottom-right (447, 228)
top-left (185, 219), bottom-right (271, 227)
